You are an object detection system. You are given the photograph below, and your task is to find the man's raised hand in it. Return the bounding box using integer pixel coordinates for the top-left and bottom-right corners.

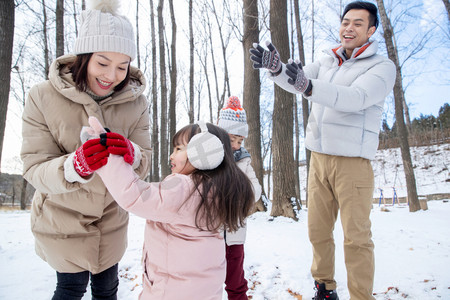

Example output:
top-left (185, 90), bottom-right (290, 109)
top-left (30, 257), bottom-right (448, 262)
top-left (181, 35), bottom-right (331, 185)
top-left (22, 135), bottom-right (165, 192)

top-left (249, 41), bottom-right (282, 73)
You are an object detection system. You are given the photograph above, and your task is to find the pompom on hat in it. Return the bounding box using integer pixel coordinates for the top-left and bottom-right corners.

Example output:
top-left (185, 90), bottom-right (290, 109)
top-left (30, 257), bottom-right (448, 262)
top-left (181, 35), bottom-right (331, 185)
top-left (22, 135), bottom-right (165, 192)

top-left (73, 0), bottom-right (136, 61)
top-left (217, 96), bottom-right (248, 138)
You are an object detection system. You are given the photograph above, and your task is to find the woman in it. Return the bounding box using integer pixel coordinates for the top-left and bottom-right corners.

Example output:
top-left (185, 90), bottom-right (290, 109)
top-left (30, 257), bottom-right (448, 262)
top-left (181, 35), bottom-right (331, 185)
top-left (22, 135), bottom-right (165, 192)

top-left (20, 1), bottom-right (151, 299)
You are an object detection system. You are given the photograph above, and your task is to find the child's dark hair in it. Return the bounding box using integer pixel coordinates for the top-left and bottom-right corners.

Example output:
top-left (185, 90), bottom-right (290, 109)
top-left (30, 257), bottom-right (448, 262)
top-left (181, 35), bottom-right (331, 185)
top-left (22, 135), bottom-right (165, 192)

top-left (173, 123), bottom-right (255, 232)
top-left (70, 53), bottom-right (131, 93)
top-left (341, 1), bottom-right (379, 29)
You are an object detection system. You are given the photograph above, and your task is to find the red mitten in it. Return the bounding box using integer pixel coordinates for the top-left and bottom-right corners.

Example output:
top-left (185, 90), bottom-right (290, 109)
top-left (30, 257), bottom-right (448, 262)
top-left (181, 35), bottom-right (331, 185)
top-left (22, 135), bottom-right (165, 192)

top-left (100, 132), bottom-right (135, 165)
top-left (73, 138), bottom-right (109, 177)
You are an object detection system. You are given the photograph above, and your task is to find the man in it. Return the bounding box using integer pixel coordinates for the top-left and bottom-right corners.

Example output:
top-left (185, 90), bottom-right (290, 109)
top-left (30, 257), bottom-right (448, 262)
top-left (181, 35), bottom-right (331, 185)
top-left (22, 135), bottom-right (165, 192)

top-left (249, 1), bottom-right (395, 299)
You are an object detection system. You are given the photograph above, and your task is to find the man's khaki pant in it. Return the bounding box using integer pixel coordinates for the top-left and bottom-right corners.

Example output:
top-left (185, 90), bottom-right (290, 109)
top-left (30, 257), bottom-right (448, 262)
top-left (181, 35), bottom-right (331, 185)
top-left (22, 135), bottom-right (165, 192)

top-left (308, 152), bottom-right (375, 300)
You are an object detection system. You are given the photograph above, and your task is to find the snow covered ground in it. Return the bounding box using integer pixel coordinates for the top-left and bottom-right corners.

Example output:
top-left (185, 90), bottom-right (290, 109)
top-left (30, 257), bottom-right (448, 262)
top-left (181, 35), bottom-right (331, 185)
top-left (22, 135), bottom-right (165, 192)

top-left (1, 144), bottom-right (449, 299)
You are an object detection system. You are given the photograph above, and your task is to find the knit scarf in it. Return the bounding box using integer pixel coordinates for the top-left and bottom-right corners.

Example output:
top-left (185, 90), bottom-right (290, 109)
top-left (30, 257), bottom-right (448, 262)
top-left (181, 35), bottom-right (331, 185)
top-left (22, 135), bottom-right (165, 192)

top-left (233, 147), bottom-right (251, 162)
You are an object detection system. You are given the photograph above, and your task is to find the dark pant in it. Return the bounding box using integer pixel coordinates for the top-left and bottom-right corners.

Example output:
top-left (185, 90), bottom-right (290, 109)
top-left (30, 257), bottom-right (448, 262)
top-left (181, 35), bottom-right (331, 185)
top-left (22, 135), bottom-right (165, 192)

top-left (52, 263), bottom-right (119, 300)
top-left (225, 244), bottom-right (248, 300)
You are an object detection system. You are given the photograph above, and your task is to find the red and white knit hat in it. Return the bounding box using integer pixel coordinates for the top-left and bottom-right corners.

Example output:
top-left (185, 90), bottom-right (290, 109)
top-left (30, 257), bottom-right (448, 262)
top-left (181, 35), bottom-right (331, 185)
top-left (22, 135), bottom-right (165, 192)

top-left (217, 96), bottom-right (248, 138)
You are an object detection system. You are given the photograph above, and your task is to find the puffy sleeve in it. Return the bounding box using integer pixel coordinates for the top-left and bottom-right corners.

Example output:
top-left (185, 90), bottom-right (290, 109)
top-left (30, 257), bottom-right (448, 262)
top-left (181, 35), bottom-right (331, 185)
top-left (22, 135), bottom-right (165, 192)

top-left (306, 58), bottom-right (396, 112)
top-left (21, 84), bottom-right (85, 194)
top-left (239, 157), bottom-right (262, 202)
top-left (96, 155), bottom-right (194, 223)
top-left (125, 94), bottom-right (152, 179)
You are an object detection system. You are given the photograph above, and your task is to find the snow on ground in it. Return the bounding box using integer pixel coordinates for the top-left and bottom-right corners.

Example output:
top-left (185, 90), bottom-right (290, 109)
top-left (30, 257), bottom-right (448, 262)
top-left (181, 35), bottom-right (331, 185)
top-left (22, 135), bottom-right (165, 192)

top-left (1, 200), bottom-right (450, 299)
top-left (1, 144), bottom-right (449, 299)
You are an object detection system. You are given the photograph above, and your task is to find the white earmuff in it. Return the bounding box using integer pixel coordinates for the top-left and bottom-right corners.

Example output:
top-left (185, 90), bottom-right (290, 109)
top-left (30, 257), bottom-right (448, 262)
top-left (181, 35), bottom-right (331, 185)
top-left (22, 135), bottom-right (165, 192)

top-left (186, 121), bottom-right (225, 170)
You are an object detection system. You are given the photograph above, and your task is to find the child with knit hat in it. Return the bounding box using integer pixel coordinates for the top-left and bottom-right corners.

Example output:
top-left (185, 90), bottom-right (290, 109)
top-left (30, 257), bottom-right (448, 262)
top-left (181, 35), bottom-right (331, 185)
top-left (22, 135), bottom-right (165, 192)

top-left (20, 0), bottom-right (151, 299)
top-left (218, 96), bottom-right (262, 299)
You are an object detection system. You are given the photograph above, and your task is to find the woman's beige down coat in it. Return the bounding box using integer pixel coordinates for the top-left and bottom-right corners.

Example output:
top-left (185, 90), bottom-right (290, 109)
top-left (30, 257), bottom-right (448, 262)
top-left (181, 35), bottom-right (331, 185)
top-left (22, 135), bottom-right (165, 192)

top-left (21, 54), bottom-right (151, 274)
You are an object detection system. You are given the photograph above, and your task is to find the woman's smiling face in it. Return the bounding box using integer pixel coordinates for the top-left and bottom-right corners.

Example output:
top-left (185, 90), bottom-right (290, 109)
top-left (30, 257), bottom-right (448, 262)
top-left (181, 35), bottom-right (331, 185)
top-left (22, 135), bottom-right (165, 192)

top-left (87, 52), bottom-right (130, 96)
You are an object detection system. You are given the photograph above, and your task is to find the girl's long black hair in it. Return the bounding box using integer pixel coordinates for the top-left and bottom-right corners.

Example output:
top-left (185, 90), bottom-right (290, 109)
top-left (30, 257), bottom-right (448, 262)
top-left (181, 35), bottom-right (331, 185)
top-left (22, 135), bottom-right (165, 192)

top-left (173, 123), bottom-right (254, 232)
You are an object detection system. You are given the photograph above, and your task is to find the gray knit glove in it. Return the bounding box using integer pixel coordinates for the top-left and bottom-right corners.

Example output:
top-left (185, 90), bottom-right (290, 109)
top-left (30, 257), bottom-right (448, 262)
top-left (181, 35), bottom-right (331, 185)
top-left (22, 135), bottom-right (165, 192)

top-left (249, 41), bottom-right (282, 74)
top-left (286, 59), bottom-right (311, 94)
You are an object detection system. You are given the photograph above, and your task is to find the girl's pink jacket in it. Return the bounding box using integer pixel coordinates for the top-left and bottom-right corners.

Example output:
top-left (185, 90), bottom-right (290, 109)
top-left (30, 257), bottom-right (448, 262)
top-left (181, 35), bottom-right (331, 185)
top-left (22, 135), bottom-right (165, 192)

top-left (97, 155), bottom-right (225, 300)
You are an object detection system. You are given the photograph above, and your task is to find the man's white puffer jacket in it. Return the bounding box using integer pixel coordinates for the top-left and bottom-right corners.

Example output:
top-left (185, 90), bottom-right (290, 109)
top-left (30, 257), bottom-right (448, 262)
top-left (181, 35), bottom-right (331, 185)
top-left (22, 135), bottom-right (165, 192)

top-left (270, 40), bottom-right (396, 160)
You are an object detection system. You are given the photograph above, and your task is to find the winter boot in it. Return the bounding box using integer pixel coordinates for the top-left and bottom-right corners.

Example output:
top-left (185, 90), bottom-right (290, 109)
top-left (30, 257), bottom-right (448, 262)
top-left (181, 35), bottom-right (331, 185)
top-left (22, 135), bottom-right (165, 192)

top-left (312, 281), bottom-right (339, 300)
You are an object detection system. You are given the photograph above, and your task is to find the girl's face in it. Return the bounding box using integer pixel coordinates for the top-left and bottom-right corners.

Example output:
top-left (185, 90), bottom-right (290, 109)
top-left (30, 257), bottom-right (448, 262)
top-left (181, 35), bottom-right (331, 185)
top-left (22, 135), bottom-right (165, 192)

top-left (170, 141), bottom-right (196, 175)
top-left (229, 134), bottom-right (244, 151)
top-left (87, 52), bottom-right (130, 96)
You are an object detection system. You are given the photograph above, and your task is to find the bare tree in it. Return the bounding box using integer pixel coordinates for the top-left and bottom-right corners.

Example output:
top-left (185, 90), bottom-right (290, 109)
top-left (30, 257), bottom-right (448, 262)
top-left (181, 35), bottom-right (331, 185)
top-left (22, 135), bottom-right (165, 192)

top-left (11, 62), bottom-right (29, 209)
top-left (443, 0), bottom-right (450, 23)
top-left (72, 0), bottom-right (79, 36)
top-left (293, 0), bottom-right (311, 206)
top-left (136, 0), bottom-right (141, 69)
top-left (0, 0), bottom-right (15, 172)
top-left (290, 0), bottom-right (302, 204)
top-left (42, 0), bottom-right (50, 79)
top-left (376, 0), bottom-right (422, 212)
top-left (56, 0), bottom-right (64, 58)
top-left (188, 0), bottom-right (194, 123)
top-left (243, 0), bottom-right (267, 212)
top-left (209, 2), bottom-right (231, 105)
top-left (158, 0), bottom-right (170, 178)
top-left (311, 0), bottom-right (315, 61)
top-left (194, 34), bottom-right (214, 122)
top-left (205, 8), bottom-right (222, 117)
top-left (149, 0), bottom-right (160, 182)
top-left (168, 0), bottom-right (177, 145)
top-left (270, 0), bottom-right (298, 220)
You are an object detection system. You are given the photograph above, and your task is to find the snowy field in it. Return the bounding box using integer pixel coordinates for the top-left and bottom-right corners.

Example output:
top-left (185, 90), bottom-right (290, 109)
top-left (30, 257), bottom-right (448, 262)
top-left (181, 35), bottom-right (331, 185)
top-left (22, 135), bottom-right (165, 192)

top-left (1, 144), bottom-right (449, 299)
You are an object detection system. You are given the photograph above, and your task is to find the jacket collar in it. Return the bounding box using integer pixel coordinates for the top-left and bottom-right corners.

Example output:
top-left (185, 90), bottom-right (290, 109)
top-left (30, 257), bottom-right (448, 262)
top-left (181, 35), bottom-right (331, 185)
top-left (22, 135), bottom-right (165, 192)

top-left (233, 147), bottom-right (251, 162)
top-left (328, 40), bottom-right (378, 66)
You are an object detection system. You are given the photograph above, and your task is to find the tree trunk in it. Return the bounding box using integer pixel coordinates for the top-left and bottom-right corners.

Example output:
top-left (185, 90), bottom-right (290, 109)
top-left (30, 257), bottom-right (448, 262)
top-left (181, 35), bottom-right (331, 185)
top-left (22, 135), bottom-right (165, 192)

top-left (20, 178), bottom-right (28, 210)
top-left (168, 0), bottom-right (177, 149)
top-left (188, 0), bottom-right (194, 123)
top-left (270, 0), bottom-right (298, 220)
top-left (158, 0), bottom-right (170, 178)
top-left (206, 14), bottom-right (221, 118)
top-left (311, 0), bottom-right (315, 61)
top-left (290, 0), bottom-right (301, 204)
top-left (149, 0), bottom-right (160, 182)
top-left (377, 0), bottom-right (421, 212)
top-left (56, 0), bottom-right (64, 58)
top-left (443, 0), bottom-right (450, 23)
top-left (135, 0), bottom-right (141, 69)
top-left (42, 0), bottom-right (50, 80)
top-left (0, 0), bottom-right (15, 173)
top-left (403, 97), bottom-right (411, 132)
top-left (72, 0), bottom-right (79, 36)
top-left (210, 2), bottom-right (230, 103)
top-left (293, 0), bottom-right (311, 206)
top-left (243, 0), bottom-right (267, 212)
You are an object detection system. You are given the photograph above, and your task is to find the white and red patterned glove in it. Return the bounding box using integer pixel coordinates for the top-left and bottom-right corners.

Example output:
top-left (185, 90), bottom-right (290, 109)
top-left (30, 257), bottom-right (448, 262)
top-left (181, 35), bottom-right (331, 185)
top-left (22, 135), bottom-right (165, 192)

top-left (100, 132), bottom-right (135, 165)
top-left (73, 139), bottom-right (109, 177)
top-left (286, 58), bottom-right (312, 94)
top-left (249, 41), bottom-right (282, 74)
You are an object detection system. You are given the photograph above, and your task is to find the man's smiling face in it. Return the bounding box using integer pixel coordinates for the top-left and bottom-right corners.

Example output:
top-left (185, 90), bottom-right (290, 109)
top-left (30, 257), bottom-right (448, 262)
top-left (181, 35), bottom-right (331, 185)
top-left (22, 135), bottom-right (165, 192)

top-left (339, 9), bottom-right (375, 58)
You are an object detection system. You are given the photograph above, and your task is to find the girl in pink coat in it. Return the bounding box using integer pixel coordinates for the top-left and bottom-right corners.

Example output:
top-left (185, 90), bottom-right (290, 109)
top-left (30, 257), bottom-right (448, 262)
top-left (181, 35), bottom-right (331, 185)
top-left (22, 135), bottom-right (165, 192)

top-left (91, 119), bottom-right (254, 300)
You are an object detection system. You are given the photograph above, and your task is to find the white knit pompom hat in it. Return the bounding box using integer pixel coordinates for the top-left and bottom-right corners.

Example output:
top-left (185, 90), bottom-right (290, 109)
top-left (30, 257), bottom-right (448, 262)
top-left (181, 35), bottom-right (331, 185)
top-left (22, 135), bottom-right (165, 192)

top-left (217, 96), bottom-right (248, 138)
top-left (187, 121), bottom-right (225, 170)
top-left (73, 0), bottom-right (136, 60)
